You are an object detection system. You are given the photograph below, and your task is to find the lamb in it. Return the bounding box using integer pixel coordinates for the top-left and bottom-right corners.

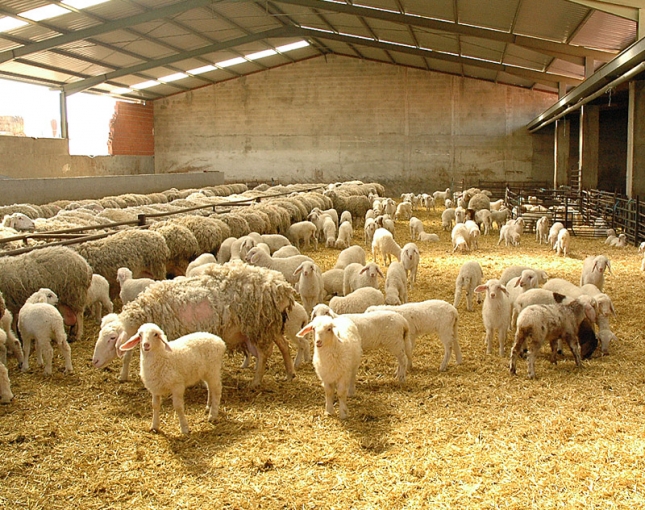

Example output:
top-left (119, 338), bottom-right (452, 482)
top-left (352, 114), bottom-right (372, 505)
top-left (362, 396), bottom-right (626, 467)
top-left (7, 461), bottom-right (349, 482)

top-left (497, 224), bottom-right (520, 247)
top-left (340, 210), bottom-right (352, 227)
top-left (513, 290), bottom-right (569, 327)
top-left (409, 217), bottom-right (424, 241)
top-left (245, 246), bottom-right (313, 286)
top-left (454, 261), bottom-right (484, 312)
top-left (229, 235), bottom-right (258, 261)
top-left (0, 362), bottom-right (12, 404)
top-left (400, 243), bottom-right (420, 289)
top-left (394, 202), bottom-right (412, 221)
top-left (335, 220), bottom-right (353, 249)
top-left (535, 216), bottom-right (549, 244)
top-left (451, 223), bottom-right (470, 252)
top-left (366, 300), bottom-right (461, 372)
top-left (260, 234), bottom-right (291, 253)
top-left (580, 255), bottom-right (612, 291)
top-left (383, 198), bottom-right (397, 217)
top-left (117, 267), bottom-right (156, 306)
top-left (433, 188), bottom-right (451, 204)
top-left (609, 233), bottom-right (628, 247)
top-left (547, 222), bottom-right (564, 248)
top-left (474, 209), bottom-right (492, 235)
top-left (322, 268), bottom-right (345, 299)
top-left (554, 228), bottom-right (570, 257)
top-left (343, 262), bottom-right (384, 296)
top-left (604, 229), bottom-right (618, 245)
top-left (475, 279), bottom-right (512, 356)
top-left (371, 228), bottom-right (402, 266)
top-left (294, 261), bottom-right (325, 315)
top-left (489, 199), bottom-right (505, 211)
top-left (322, 216), bottom-right (338, 248)
top-left (421, 194), bottom-right (435, 210)
top-left (489, 208), bottom-right (511, 230)
top-left (92, 262), bottom-right (296, 387)
top-left (464, 220), bottom-right (480, 250)
top-left (18, 289), bottom-right (73, 375)
top-left (119, 323), bottom-right (226, 434)
top-left (287, 221), bottom-right (318, 251)
top-left (510, 298), bottom-right (597, 379)
top-left (272, 245), bottom-right (301, 258)
top-left (311, 305), bottom-right (412, 383)
top-left (0, 309), bottom-right (23, 367)
top-left (454, 206), bottom-right (466, 225)
top-left (417, 232), bottom-right (440, 242)
top-left (384, 261), bottom-right (408, 305)
top-left (297, 315), bottom-right (362, 420)
top-left (216, 238), bottom-right (235, 264)
top-left (85, 274), bottom-right (113, 321)
top-left (364, 217), bottom-right (377, 246)
top-left (375, 214), bottom-right (395, 235)
top-left (334, 245), bottom-right (366, 270)
top-left (283, 302), bottom-right (311, 368)
top-left (442, 208), bottom-right (456, 230)
top-left (330, 287), bottom-right (385, 315)
top-left (499, 266), bottom-right (549, 286)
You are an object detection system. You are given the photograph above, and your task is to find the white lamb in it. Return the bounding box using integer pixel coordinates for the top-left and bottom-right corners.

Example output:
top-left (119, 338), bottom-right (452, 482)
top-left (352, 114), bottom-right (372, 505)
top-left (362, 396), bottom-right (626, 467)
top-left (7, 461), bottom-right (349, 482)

top-left (119, 323), bottom-right (226, 434)
top-left (499, 266), bottom-right (549, 286)
top-left (604, 229), bottom-right (618, 245)
top-left (294, 261), bottom-right (325, 315)
top-left (0, 309), bottom-right (24, 368)
top-left (0, 361), bottom-right (12, 403)
top-left (322, 268), bottom-right (345, 299)
top-left (417, 232), bottom-right (440, 242)
top-left (433, 188), bottom-right (451, 204)
top-left (366, 300), bottom-right (461, 372)
top-left (117, 267), bottom-right (156, 305)
top-left (18, 288), bottom-right (73, 375)
top-left (497, 224), bottom-right (519, 247)
top-left (383, 198), bottom-right (397, 217)
top-left (451, 223), bottom-right (470, 252)
top-left (272, 245), bottom-right (301, 258)
top-left (364, 217), bottom-right (377, 246)
top-left (609, 234), bottom-right (627, 247)
top-left (400, 242), bottom-right (420, 289)
top-left (409, 217), bottom-right (424, 241)
top-left (384, 261), bottom-right (408, 305)
top-left (580, 255), bottom-right (612, 291)
top-left (474, 209), bottom-right (492, 235)
top-left (335, 220), bottom-right (353, 249)
top-left (334, 245), bottom-right (366, 270)
top-left (474, 279), bottom-right (511, 356)
top-left (547, 222), bottom-right (564, 248)
top-left (340, 211), bottom-right (352, 227)
top-left (330, 287), bottom-right (385, 315)
top-left (343, 262), bottom-right (384, 296)
top-left (454, 261), bottom-right (484, 312)
top-left (287, 221), bottom-right (318, 251)
top-left (454, 206), bottom-right (466, 225)
top-left (283, 302), bottom-right (311, 368)
top-left (375, 214), bottom-right (396, 235)
top-left (372, 228), bottom-right (402, 266)
top-left (188, 253), bottom-right (217, 273)
top-left (260, 234), bottom-right (291, 253)
top-left (85, 273), bottom-right (113, 321)
top-left (394, 202), bottom-right (412, 221)
top-left (554, 228), bottom-right (570, 257)
top-left (245, 246), bottom-right (313, 286)
top-left (442, 208), bottom-right (456, 231)
top-left (322, 216), bottom-right (338, 248)
top-left (297, 315), bottom-right (362, 419)
top-left (464, 220), bottom-right (480, 250)
top-left (489, 199), bottom-right (504, 211)
top-left (535, 216), bottom-right (549, 244)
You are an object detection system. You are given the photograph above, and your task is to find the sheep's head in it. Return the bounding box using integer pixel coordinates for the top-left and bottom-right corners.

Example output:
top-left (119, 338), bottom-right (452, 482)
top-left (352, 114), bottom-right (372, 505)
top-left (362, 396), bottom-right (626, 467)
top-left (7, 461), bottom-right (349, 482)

top-left (297, 315), bottom-right (336, 349)
top-left (116, 267), bottom-right (132, 285)
top-left (26, 288), bottom-right (58, 305)
top-left (310, 303), bottom-right (335, 321)
top-left (517, 270), bottom-right (538, 290)
top-left (360, 263), bottom-right (384, 280)
top-left (93, 314), bottom-right (125, 367)
top-left (475, 280), bottom-right (508, 300)
top-left (593, 256), bottom-right (611, 275)
top-left (119, 323), bottom-right (172, 355)
top-left (294, 261), bottom-right (316, 278)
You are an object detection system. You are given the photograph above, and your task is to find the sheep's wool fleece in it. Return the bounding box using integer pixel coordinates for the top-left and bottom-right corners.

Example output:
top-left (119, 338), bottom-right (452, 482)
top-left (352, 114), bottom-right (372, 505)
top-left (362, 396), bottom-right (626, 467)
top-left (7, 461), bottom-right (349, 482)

top-left (121, 262), bottom-right (295, 350)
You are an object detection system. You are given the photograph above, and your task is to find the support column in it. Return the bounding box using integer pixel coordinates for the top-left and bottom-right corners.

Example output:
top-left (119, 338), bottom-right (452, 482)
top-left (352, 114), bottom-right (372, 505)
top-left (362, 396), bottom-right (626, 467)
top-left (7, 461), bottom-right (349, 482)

top-left (554, 118), bottom-right (570, 188)
top-left (627, 80), bottom-right (645, 198)
top-left (580, 104), bottom-right (599, 190)
top-left (59, 91), bottom-right (69, 140)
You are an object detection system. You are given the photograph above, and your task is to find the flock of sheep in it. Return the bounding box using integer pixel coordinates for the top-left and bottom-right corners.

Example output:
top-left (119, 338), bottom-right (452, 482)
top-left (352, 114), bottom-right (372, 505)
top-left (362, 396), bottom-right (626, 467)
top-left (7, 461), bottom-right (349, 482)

top-left (0, 180), bottom-right (634, 434)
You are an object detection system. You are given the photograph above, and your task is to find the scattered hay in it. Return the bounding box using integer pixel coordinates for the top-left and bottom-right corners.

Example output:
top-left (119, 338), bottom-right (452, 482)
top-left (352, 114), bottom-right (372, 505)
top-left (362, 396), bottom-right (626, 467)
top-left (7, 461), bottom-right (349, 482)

top-left (2, 205), bottom-right (645, 509)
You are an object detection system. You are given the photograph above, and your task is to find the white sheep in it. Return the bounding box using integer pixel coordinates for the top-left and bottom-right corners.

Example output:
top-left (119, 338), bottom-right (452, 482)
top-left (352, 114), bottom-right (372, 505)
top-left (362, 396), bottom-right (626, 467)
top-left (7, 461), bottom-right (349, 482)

top-left (287, 221), bottom-right (318, 251)
top-left (498, 266), bottom-right (548, 286)
top-left (535, 216), bottom-right (549, 244)
top-left (417, 232), bottom-right (440, 242)
top-left (322, 268), bottom-right (345, 299)
top-left (490, 208), bottom-right (511, 230)
top-left (604, 229), bottom-right (618, 245)
top-left (0, 309), bottom-right (24, 368)
top-left (246, 246), bottom-right (313, 286)
top-left (384, 261), bottom-right (408, 305)
top-left (375, 214), bottom-right (395, 235)
top-left (547, 222), bottom-right (564, 248)
top-left (294, 261), bottom-right (325, 315)
top-left (117, 267), bottom-right (156, 305)
top-left (475, 279), bottom-right (511, 356)
top-left (609, 233), bottom-right (628, 247)
top-left (474, 209), bottom-right (492, 235)
top-left (421, 194), bottom-right (435, 211)
top-left (441, 208), bottom-right (456, 230)
top-left (409, 217), bottom-right (424, 241)
top-left (372, 228), bottom-right (402, 266)
top-left (0, 362), bottom-right (12, 404)
top-left (451, 223), bottom-right (470, 252)
top-left (364, 217), bottom-right (377, 246)
top-left (229, 235), bottom-right (258, 261)
top-left (400, 242), bottom-right (420, 289)
top-left (383, 198), bottom-right (397, 217)
top-left (283, 302), bottom-right (311, 368)
top-left (260, 234), bottom-right (291, 253)
top-left (454, 260), bottom-right (484, 312)
top-left (188, 253), bottom-right (218, 274)
top-left (394, 202), bottom-right (412, 221)
top-left (85, 274), bottom-right (113, 321)
top-left (272, 245), bottom-right (301, 258)
top-left (464, 220), bottom-right (480, 250)
top-left (497, 224), bottom-right (519, 247)
top-left (454, 206), bottom-right (466, 225)
top-left (2, 212), bottom-right (35, 231)
top-left (335, 220), bottom-right (353, 249)
top-left (18, 288), bottom-right (73, 375)
top-left (334, 245), bottom-right (366, 270)
top-left (490, 199), bottom-right (504, 211)
top-left (343, 262), bottom-right (384, 296)
top-left (366, 300), bottom-right (461, 372)
top-left (340, 210), bottom-right (352, 226)
top-left (580, 255), bottom-right (612, 291)
top-left (554, 228), bottom-right (570, 257)
top-left (297, 315), bottom-right (362, 419)
top-left (322, 216), bottom-right (337, 248)
top-left (330, 287), bottom-right (385, 315)
top-left (433, 188), bottom-right (451, 204)
top-left (444, 198), bottom-right (453, 209)
top-left (119, 323), bottom-right (226, 434)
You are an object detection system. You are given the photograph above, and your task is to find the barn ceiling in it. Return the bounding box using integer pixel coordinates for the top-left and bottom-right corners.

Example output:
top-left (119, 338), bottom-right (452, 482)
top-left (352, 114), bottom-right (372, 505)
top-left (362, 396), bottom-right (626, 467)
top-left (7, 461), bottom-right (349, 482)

top-left (0, 0), bottom-right (639, 101)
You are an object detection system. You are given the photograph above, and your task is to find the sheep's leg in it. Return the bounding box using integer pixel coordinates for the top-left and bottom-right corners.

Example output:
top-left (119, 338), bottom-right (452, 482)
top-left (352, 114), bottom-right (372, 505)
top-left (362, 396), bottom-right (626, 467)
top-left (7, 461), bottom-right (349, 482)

top-left (564, 333), bottom-right (582, 367)
top-left (323, 382), bottom-right (336, 416)
top-left (21, 337), bottom-right (31, 372)
top-left (336, 381), bottom-right (350, 420)
top-left (273, 334), bottom-right (296, 382)
top-left (451, 324), bottom-right (463, 365)
top-left (497, 327), bottom-right (507, 357)
top-left (484, 328), bottom-right (494, 355)
top-left (0, 344), bottom-right (6, 365)
top-left (466, 291), bottom-right (473, 312)
top-left (172, 390), bottom-right (190, 434)
top-left (240, 352), bottom-right (252, 369)
top-left (453, 288), bottom-right (462, 310)
top-left (439, 340), bottom-right (452, 372)
top-left (393, 349), bottom-right (407, 383)
top-left (403, 335), bottom-right (414, 371)
top-left (59, 339), bottom-right (73, 374)
top-left (118, 350), bottom-right (134, 382)
top-left (509, 332), bottom-right (526, 375)
top-left (42, 341), bottom-right (54, 376)
top-left (6, 331), bottom-right (23, 367)
top-left (151, 394), bottom-right (162, 432)
top-left (205, 374), bottom-right (222, 422)
top-left (250, 343), bottom-right (272, 388)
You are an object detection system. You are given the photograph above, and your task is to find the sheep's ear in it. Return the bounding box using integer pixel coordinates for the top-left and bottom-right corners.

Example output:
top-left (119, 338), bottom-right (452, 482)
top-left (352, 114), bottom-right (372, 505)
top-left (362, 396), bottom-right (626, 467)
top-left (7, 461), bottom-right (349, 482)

top-left (592, 260), bottom-right (599, 273)
top-left (296, 323), bottom-right (314, 338)
top-left (359, 265), bottom-right (369, 274)
top-left (118, 333), bottom-right (141, 353)
top-left (607, 260), bottom-right (612, 275)
top-left (584, 303), bottom-right (597, 324)
top-left (474, 284), bottom-right (488, 293)
top-left (499, 285), bottom-right (509, 296)
top-left (161, 338), bottom-right (173, 352)
top-left (293, 263), bottom-right (304, 277)
top-left (377, 266), bottom-right (385, 278)
top-left (514, 278), bottom-right (521, 287)
top-left (553, 292), bottom-right (566, 303)
top-left (610, 302), bottom-right (616, 317)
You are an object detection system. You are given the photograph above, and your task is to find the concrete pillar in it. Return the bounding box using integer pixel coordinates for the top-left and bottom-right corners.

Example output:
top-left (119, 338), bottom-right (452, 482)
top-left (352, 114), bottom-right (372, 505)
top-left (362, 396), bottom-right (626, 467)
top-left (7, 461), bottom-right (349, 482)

top-left (627, 80), bottom-right (645, 198)
top-left (59, 91), bottom-right (69, 139)
top-left (554, 118), bottom-right (570, 188)
top-left (579, 104), bottom-right (599, 190)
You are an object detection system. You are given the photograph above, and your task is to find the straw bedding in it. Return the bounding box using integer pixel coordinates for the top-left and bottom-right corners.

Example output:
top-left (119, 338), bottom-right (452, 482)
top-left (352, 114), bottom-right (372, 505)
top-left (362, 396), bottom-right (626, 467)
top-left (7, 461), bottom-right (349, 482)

top-left (2, 204), bottom-right (645, 509)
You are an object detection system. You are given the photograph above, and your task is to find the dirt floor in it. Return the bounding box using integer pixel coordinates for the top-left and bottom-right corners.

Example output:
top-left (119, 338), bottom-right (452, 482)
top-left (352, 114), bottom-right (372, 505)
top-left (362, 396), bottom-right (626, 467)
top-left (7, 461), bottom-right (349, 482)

top-left (2, 204), bottom-right (645, 509)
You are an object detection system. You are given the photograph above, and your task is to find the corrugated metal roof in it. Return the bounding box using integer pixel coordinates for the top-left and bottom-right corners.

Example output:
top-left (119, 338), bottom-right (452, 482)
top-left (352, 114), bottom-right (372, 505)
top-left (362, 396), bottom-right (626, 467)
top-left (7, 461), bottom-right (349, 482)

top-left (0, 0), bottom-right (636, 100)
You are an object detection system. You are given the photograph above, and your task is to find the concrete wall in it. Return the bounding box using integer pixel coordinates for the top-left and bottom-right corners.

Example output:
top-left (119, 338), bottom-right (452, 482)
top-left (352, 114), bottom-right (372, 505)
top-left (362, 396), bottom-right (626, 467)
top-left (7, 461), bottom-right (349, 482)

top-left (154, 55), bottom-right (556, 194)
top-left (0, 136), bottom-right (154, 179)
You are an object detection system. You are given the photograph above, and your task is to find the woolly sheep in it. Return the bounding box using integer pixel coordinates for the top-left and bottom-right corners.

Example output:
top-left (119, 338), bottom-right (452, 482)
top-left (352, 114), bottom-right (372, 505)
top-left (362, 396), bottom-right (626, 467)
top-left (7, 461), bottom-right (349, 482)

top-left (294, 261), bottom-right (326, 315)
top-left (609, 234), bottom-right (628, 247)
top-left (409, 217), bottom-right (424, 241)
top-left (475, 279), bottom-right (511, 356)
top-left (93, 263), bottom-right (296, 387)
top-left (148, 221), bottom-right (201, 277)
top-left (441, 208), bottom-right (456, 230)
top-left (497, 224), bottom-right (520, 247)
top-left (343, 262), bottom-right (384, 296)
top-left (372, 228), bottom-right (402, 266)
top-left (454, 261), bottom-right (484, 312)
top-left (394, 202), bottom-right (412, 221)
top-left (334, 245), bottom-right (366, 270)
top-left (535, 216), bottom-right (549, 244)
top-left (117, 267), bottom-right (156, 306)
top-left (186, 253), bottom-right (217, 276)
top-left (554, 228), bottom-right (570, 257)
top-left (364, 217), bottom-right (377, 246)
top-left (510, 298), bottom-right (597, 379)
top-left (322, 269), bottom-right (345, 299)
top-left (400, 243), bottom-right (420, 289)
top-left (324, 191), bottom-right (371, 226)
top-left (417, 232), bottom-right (440, 242)
top-left (0, 362), bottom-right (12, 404)
top-left (246, 246), bottom-right (313, 286)
top-left (335, 220), bottom-right (353, 249)
top-left (85, 274), bottom-right (113, 321)
top-left (287, 221), bottom-right (318, 251)
top-left (272, 245), bottom-right (301, 258)
top-left (499, 266), bottom-right (549, 286)
top-left (2, 212), bottom-right (34, 231)
top-left (18, 289), bottom-right (73, 375)
top-left (119, 323), bottom-right (226, 434)
top-left (367, 300), bottom-right (461, 372)
top-left (283, 302), bottom-right (311, 368)
top-left (467, 193), bottom-right (491, 212)
top-left (580, 255), bottom-right (612, 291)
top-left (297, 315), bottom-right (362, 420)
top-left (452, 223), bottom-right (470, 252)
top-left (0, 246), bottom-right (92, 341)
top-left (0, 309), bottom-right (23, 367)
top-left (547, 222), bottom-right (564, 248)
top-left (330, 287), bottom-right (385, 315)
top-left (384, 261), bottom-right (408, 305)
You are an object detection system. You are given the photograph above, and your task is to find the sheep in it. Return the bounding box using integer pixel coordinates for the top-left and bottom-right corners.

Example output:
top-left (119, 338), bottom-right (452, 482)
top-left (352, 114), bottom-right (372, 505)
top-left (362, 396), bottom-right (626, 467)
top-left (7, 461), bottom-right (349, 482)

top-left (117, 267), bottom-right (156, 306)
top-left (2, 212), bottom-right (35, 231)
top-left (0, 246), bottom-right (92, 342)
top-left (464, 220), bottom-right (481, 250)
top-left (260, 234), bottom-right (291, 253)
top-left (334, 245), bottom-right (366, 270)
top-left (433, 188), bottom-right (451, 204)
top-left (400, 243), bottom-right (420, 289)
top-left (383, 198), bottom-right (397, 217)
top-left (18, 289), bottom-right (73, 375)
top-left (375, 214), bottom-right (396, 235)
top-left (451, 223), bottom-right (470, 252)
top-left (93, 262), bottom-right (296, 387)
top-left (343, 262), bottom-right (384, 296)
top-left (597, 329), bottom-right (618, 356)
top-left (294, 261), bottom-right (325, 315)
top-left (216, 237), bottom-right (235, 264)
top-left (441, 208), bottom-right (456, 230)
top-left (490, 208), bottom-right (511, 230)
top-left (283, 302), bottom-right (311, 368)
top-left (417, 232), bottom-right (440, 242)
top-left (489, 199), bottom-right (504, 211)
top-left (554, 228), bottom-right (570, 257)
top-left (364, 217), bottom-right (377, 246)
top-left (475, 279), bottom-right (511, 356)
top-left (148, 221), bottom-right (201, 277)
top-left (535, 216), bottom-right (549, 244)
top-left (467, 193), bottom-right (491, 212)
top-left (287, 221), bottom-right (318, 251)
top-left (366, 300), bottom-right (461, 372)
top-left (609, 233), bottom-right (628, 247)
top-left (245, 246), bottom-right (313, 286)
top-left (330, 287), bottom-right (385, 315)
top-left (497, 224), bottom-right (520, 247)
top-left (0, 309), bottom-right (23, 368)
top-left (421, 194), bottom-right (435, 210)
top-left (409, 217), bottom-right (424, 241)
top-left (384, 261), bottom-right (408, 305)
top-left (119, 323), bottom-right (226, 434)
top-left (335, 220), bottom-right (353, 249)
top-left (454, 206), bottom-right (467, 225)
top-left (297, 315), bottom-right (362, 420)
top-left (580, 255), bottom-right (612, 291)
top-left (312, 305), bottom-right (412, 383)
top-left (444, 198), bottom-right (453, 209)
top-left (547, 222), bottom-right (565, 248)
top-left (499, 266), bottom-right (549, 286)
top-left (186, 253), bottom-right (217, 276)
top-left (394, 202), bottom-right (412, 221)
top-left (474, 209), bottom-right (492, 235)
top-left (513, 290), bottom-right (569, 328)
top-left (604, 229), bottom-right (618, 245)
top-left (85, 274), bottom-right (113, 321)
top-left (322, 216), bottom-right (338, 248)
top-left (371, 228), bottom-right (402, 266)
top-left (0, 362), bottom-right (12, 404)
top-left (340, 210), bottom-right (352, 227)
top-left (322, 268), bottom-right (345, 299)
top-left (509, 298), bottom-right (597, 379)
top-left (505, 269), bottom-right (541, 323)
top-left (229, 235), bottom-right (259, 261)
top-left (454, 261), bottom-right (484, 312)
